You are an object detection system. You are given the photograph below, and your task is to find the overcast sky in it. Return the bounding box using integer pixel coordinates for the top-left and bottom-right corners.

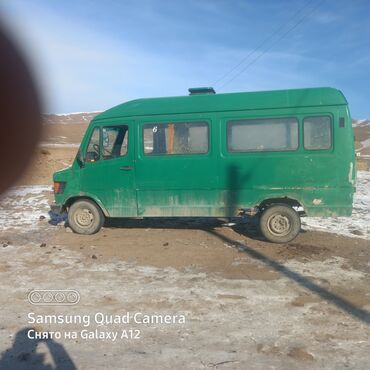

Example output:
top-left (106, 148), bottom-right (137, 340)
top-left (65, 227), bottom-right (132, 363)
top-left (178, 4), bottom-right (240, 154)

top-left (1, 0), bottom-right (369, 117)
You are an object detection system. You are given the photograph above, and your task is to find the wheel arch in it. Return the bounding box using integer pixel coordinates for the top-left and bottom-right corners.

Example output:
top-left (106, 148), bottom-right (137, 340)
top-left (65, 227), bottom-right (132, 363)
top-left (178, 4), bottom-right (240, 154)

top-left (64, 195), bottom-right (110, 217)
top-left (258, 197), bottom-right (305, 215)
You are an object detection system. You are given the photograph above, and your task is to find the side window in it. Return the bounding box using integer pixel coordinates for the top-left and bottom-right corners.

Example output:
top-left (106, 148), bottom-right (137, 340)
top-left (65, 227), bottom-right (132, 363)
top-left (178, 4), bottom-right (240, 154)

top-left (86, 127), bottom-right (100, 162)
top-left (227, 117), bottom-right (298, 152)
top-left (102, 126), bottom-right (128, 159)
top-left (303, 116), bottom-right (332, 150)
top-left (143, 121), bottom-right (208, 155)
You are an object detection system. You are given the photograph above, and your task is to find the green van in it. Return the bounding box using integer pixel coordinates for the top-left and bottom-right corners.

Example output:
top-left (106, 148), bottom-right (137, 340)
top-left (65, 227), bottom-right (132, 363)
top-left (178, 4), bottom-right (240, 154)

top-left (51, 87), bottom-right (356, 243)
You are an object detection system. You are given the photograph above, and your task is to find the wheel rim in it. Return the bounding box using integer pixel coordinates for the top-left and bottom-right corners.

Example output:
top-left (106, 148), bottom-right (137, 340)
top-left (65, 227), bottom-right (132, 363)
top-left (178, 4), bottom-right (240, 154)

top-left (267, 214), bottom-right (291, 236)
top-left (73, 207), bottom-right (94, 228)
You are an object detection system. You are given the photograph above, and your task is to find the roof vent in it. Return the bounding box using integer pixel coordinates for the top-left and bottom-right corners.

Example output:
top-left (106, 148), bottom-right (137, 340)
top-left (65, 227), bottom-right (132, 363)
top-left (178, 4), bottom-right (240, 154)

top-left (188, 87), bottom-right (216, 95)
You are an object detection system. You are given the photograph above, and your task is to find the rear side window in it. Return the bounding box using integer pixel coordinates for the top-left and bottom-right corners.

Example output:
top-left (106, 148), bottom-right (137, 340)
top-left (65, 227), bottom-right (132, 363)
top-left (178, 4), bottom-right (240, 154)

top-left (143, 121), bottom-right (208, 155)
top-left (303, 116), bottom-right (332, 150)
top-left (102, 125), bottom-right (128, 159)
top-left (227, 117), bottom-right (298, 152)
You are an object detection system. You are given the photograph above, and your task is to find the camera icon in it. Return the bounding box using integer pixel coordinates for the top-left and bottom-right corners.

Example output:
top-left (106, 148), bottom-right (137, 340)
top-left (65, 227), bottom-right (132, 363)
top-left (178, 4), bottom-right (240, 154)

top-left (28, 290), bottom-right (80, 305)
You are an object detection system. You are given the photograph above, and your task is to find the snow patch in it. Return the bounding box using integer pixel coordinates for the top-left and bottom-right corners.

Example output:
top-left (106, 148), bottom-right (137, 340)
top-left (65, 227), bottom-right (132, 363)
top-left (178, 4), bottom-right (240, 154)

top-left (53, 111), bottom-right (102, 116)
top-left (39, 142), bottom-right (80, 148)
top-left (0, 186), bottom-right (52, 231)
top-left (360, 137), bottom-right (370, 150)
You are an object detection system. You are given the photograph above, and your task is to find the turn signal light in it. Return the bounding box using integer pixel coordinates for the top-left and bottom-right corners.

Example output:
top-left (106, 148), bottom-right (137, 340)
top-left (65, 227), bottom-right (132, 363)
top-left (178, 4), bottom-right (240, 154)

top-left (54, 181), bottom-right (66, 194)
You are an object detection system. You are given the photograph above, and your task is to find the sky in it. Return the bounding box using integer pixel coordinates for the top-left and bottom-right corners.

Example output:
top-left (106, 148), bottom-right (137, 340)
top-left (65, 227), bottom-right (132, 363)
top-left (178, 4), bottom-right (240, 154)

top-left (0, 0), bottom-right (369, 117)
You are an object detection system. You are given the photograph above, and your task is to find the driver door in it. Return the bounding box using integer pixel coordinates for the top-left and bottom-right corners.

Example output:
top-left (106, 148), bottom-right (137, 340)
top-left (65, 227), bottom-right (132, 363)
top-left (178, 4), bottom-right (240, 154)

top-left (79, 123), bottom-right (137, 217)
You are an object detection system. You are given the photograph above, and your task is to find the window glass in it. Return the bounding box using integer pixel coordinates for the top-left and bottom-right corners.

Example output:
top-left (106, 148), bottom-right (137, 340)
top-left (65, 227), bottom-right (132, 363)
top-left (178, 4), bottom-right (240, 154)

top-left (102, 126), bottom-right (128, 159)
top-left (86, 127), bottom-right (100, 162)
top-left (303, 116), bottom-right (332, 150)
top-left (143, 121), bottom-right (208, 155)
top-left (227, 117), bottom-right (298, 152)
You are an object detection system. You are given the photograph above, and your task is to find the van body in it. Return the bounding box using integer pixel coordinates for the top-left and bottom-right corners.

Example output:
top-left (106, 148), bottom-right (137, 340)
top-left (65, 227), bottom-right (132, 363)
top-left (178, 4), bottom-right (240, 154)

top-left (52, 87), bottom-right (356, 242)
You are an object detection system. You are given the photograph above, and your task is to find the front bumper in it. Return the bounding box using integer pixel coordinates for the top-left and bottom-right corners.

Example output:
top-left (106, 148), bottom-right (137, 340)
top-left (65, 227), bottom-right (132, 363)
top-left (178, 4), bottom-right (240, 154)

top-left (50, 202), bottom-right (64, 215)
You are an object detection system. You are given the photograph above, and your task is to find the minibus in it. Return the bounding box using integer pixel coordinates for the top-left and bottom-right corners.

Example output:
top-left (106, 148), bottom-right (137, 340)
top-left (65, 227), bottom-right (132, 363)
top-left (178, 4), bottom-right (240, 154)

top-left (51, 87), bottom-right (356, 243)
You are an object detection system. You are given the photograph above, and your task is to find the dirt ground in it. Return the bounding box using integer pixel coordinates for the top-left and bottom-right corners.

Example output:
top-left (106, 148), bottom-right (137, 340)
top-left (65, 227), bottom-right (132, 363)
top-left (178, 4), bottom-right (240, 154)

top-left (0, 123), bottom-right (370, 369)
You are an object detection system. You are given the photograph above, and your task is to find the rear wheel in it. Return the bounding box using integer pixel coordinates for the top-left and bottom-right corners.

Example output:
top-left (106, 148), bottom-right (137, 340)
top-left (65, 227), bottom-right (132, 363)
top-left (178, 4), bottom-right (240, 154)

top-left (259, 204), bottom-right (300, 243)
top-left (68, 199), bottom-right (104, 235)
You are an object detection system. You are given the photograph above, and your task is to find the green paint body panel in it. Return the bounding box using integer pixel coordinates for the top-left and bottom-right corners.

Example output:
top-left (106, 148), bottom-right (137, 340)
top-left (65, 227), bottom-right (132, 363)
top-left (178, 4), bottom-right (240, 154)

top-left (53, 87), bottom-right (356, 218)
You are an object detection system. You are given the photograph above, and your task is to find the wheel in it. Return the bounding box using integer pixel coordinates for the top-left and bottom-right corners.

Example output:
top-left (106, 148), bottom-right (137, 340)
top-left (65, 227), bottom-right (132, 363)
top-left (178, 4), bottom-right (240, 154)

top-left (259, 204), bottom-right (301, 243)
top-left (68, 199), bottom-right (104, 235)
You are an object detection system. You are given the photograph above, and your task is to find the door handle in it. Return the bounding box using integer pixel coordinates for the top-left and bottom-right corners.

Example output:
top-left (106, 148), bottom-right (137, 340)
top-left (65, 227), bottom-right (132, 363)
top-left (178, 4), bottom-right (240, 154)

top-left (120, 166), bottom-right (133, 171)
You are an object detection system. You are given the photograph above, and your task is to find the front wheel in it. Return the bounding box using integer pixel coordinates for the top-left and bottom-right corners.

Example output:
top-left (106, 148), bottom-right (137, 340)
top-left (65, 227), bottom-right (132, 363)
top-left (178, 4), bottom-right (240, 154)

top-left (68, 199), bottom-right (104, 235)
top-left (259, 205), bottom-right (301, 243)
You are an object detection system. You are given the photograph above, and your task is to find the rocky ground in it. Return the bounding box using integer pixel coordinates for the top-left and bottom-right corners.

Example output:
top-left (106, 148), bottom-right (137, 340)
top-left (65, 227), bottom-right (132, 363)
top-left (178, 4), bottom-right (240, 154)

top-left (0, 120), bottom-right (369, 369)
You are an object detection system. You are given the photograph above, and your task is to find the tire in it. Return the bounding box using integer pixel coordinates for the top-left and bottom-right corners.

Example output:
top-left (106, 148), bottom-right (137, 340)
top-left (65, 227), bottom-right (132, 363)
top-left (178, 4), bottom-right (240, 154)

top-left (259, 204), bottom-right (301, 243)
top-left (68, 199), bottom-right (105, 235)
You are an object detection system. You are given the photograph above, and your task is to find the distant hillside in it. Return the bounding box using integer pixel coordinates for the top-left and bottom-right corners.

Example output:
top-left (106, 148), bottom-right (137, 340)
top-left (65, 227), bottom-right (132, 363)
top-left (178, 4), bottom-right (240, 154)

top-left (353, 119), bottom-right (370, 157)
top-left (42, 112), bottom-right (100, 125)
top-left (353, 119), bottom-right (370, 128)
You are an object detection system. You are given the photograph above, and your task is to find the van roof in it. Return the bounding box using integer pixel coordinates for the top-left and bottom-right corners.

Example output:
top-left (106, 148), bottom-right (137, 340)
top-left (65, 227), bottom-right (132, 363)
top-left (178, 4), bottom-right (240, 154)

top-left (95, 87), bottom-right (347, 121)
